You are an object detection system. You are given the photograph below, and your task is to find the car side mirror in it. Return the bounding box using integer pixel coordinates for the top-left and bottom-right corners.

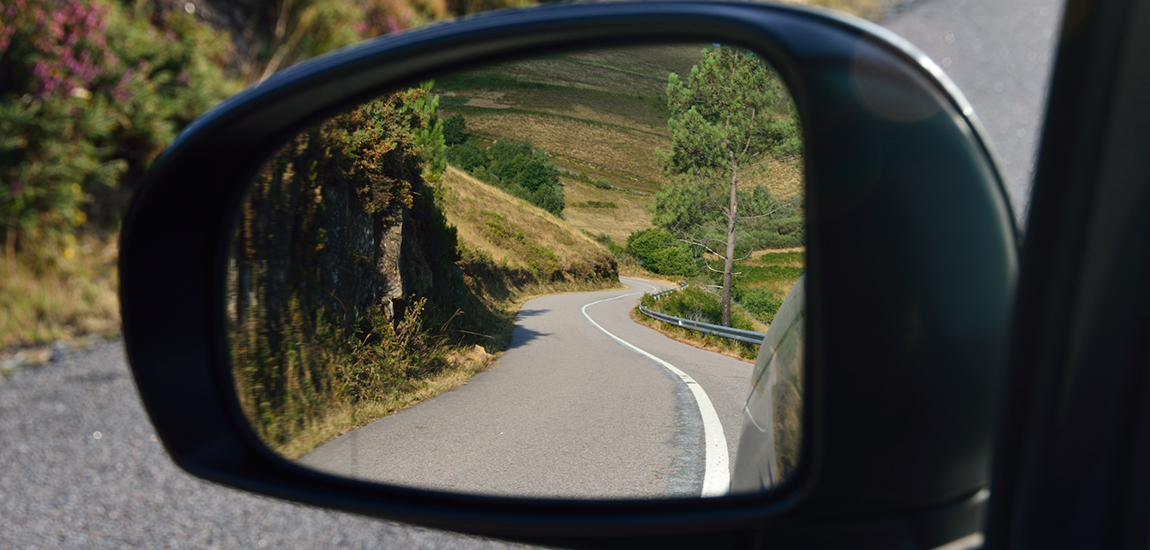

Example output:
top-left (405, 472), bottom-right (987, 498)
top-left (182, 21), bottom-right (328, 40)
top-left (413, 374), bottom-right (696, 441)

top-left (119, 2), bottom-right (1017, 547)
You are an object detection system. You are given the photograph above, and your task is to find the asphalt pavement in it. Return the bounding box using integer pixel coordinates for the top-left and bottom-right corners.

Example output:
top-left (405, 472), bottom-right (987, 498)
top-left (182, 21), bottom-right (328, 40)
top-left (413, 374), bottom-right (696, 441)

top-left (884, 0), bottom-right (1063, 222)
top-left (1, 0), bottom-right (1064, 547)
top-left (299, 278), bottom-right (752, 498)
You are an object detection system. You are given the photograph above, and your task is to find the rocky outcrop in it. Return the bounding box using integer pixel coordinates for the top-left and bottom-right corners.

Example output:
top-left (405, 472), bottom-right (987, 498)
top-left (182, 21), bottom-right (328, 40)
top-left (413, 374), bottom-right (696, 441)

top-left (317, 182), bottom-right (434, 329)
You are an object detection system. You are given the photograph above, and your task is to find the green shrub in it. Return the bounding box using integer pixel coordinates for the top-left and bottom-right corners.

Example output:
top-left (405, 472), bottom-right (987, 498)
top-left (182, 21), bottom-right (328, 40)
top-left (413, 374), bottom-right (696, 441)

top-left (443, 113), bottom-right (468, 145)
top-left (626, 228), bottom-right (697, 277)
top-left (765, 215), bottom-right (804, 236)
top-left (447, 142), bottom-right (487, 171)
top-left (0, 0), bottom-right (241, 257)
top-left (488, 136), bottom-right (533, 164)
top-left (516, 157), bottom-right (558, 193)
top-left (739, 229), bottom-right (803, 252)
top-left (531, 179), bottom-right (564, 217)
top-left (642, 285), bottom-right (757, 332)
top-left (449, 136), bottom-right (564, 216)
top-left (593, 232), bottom-right (625, 256)
top-left (735, 286), bottom-right (786, 324)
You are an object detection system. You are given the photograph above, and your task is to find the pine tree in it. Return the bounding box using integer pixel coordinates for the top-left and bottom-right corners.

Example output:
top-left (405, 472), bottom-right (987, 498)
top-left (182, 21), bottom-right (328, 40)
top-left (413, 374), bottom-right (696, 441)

top-left (655, 46), bottom-right (801, 326)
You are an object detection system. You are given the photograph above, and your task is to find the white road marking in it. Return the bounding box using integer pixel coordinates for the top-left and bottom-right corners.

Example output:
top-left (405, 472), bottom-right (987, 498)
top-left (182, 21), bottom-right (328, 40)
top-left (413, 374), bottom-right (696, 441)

top-left (580, 282), bottom-right (731, 497)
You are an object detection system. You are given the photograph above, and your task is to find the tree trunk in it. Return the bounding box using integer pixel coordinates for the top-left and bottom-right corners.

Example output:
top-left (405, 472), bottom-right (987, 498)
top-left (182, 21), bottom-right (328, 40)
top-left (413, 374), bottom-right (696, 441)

top-left (721, 158), bottom-right (738, 327)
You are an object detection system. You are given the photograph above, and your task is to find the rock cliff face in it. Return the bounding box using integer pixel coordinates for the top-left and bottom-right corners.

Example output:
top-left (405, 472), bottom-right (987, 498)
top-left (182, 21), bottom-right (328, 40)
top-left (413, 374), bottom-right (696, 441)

top-left (227, 92), bottom-right (450, 344)
top-left (317, 181), bottom-right (435, 328)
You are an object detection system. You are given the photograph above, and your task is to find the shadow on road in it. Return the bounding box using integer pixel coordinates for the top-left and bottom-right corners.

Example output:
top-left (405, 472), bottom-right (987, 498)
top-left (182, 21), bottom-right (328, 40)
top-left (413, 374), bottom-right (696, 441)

top-left (507, 326), bottom-right (550, 349)
top-left (515, 308), bottom-right (550, 318)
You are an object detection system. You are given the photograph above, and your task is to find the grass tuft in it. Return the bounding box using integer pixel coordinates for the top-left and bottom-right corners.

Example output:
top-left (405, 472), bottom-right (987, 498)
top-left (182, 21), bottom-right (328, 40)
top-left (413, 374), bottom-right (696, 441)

top-left (1, 233), bottom-right (120, 349)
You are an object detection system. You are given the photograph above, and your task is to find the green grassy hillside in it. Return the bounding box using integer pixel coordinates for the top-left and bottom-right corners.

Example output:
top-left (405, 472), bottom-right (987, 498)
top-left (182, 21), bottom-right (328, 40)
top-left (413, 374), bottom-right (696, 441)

top-left (432, 45), bottom-right (804, 244)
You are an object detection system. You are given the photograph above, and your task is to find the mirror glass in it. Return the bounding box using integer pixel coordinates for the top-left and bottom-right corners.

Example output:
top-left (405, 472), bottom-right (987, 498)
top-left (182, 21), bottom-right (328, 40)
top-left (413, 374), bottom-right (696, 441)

top-left (225, 43), bottom-right (805, 498)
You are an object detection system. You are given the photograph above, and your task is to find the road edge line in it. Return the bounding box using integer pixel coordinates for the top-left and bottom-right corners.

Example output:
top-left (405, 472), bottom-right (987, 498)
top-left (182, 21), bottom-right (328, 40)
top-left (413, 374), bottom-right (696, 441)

top-left (580, 286), bottom-right (731, 497)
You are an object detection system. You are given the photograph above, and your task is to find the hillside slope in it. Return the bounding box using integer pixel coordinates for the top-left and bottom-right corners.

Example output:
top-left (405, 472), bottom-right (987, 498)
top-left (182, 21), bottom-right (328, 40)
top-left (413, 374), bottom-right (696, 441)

top-left (433, 44), bottom-right (805, 243)
top-left (440, 166), bottom-right (617, 283)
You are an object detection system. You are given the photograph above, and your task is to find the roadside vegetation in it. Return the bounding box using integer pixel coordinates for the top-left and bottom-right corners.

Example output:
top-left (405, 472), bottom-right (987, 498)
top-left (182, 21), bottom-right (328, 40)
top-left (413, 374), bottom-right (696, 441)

top-left (633, 248), bottom-right (804, 356)
top-left (0, 0), bottom-right (526, 354)
top-left (227, 86), bottom-right (617, 458)
top-left (634, 286), bottom-right (765, 361)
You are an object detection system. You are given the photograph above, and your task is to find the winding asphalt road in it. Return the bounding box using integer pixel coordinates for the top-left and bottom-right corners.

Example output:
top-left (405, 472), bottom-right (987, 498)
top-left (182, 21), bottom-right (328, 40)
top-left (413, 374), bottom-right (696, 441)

top-left (2, 1), bottom-right (1062, 548)
top-left (300, 278), bottom-right (752, 498)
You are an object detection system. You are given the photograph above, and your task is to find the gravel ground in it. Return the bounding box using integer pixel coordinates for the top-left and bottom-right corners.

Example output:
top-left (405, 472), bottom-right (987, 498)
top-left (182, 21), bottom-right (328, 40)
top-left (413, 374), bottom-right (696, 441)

top-left (0, 341), bottom-right (533, 550)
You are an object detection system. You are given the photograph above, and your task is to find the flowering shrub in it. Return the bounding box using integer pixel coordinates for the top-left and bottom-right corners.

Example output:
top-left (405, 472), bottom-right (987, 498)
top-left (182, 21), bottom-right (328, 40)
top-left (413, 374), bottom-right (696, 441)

top-left (0, 0), bottom-right (541, 266)
top-left (0, 0), bottom-right (240, 261)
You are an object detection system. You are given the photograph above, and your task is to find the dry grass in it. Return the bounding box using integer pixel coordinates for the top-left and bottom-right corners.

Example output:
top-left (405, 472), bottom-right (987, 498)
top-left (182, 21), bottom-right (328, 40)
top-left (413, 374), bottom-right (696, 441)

top-left (1, 234), bottom-right (121, 349)
top-left (440, 166), bottom-right (613, 269)
top-left (750, 246), bottom-right (805, 258)
top-left (740, 157), bottom-right (805, 200)
top-left (462, 112), bottom-right (669, 191)
top-left (435, 44), bottom-right (708, 195)
top-left (455, 44), bottom-right (701, 99)
top-left (561, 178), bottom-right (654, 244)
top-left (745, 276), bottom-right (801, 297)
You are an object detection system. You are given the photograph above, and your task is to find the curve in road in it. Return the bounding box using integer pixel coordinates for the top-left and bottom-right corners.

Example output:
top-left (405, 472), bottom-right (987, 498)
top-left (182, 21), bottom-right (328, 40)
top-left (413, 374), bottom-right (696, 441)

top-left (580, 280), bottom-right (730, 497)
top-left (298, 277), bottom-right (753, 499)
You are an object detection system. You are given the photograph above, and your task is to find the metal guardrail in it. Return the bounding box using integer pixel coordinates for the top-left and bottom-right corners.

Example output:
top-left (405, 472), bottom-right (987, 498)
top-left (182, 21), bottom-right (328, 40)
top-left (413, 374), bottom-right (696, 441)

top-left (638, 284), bottom-right (767, 346)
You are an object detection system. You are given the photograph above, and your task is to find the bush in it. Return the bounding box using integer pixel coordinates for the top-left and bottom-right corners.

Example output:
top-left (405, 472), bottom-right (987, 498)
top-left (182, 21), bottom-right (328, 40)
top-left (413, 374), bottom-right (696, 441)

top-left (443, 113), bottom-right (468, 145)
top-left (765, 215), bottom-right (804, 236)
top-left (447, 142), bottom-right (487, 171)
top-left (516, 157), bottom-right (558, 193)
top-left (626, 228), bottom-right (697, 277)
top-left (735, 285), bottom-right (786, 324)
top-left (593, 232), bottom-right (625, 256)
top-left (642, 285), bottom-right (757, 332)
top-left (0, 0), bottom-right (241, 257)
top-left (531, 179), bottom-right (565, 217)
top-left (448, 136), bottom-right (564, 216)
top-left (488, 136), bottom-right (533, 165)
top-left (739, 229), bottom-right (803, 252)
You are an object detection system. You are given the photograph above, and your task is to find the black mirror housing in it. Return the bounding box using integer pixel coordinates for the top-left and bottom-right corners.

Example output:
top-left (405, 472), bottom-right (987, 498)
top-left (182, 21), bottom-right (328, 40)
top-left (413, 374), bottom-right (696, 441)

top-left (119, 2), bottom-right (1016, 547)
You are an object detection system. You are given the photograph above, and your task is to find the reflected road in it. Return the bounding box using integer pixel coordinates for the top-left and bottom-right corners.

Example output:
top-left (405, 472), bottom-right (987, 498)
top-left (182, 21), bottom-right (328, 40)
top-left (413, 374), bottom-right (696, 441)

top-left (300, 278), bottom-right (753, 498)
